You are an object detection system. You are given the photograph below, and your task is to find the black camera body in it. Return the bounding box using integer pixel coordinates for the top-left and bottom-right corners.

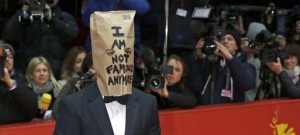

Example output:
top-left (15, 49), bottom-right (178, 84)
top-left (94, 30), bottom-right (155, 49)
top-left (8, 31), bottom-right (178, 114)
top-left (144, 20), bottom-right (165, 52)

top-left (267, 6), bottom-right (277, 17)
top-left (0, 45), bottom-right (7, 78)
top-left (19, 0), bottom-right (54, 26)
top-left (248, 39), bottom-right (257, 49)
top-left (257, 30), bottom-right (278, 62)
top-left (78, 71), bottom-right (95, 89)
top-left (202, 36), bottom-right (220, 62)
top-left (260, 44), bottom-right (279, 62)
top-left (255, 30), bottom-right (288, 62)
top-left (144, 65), bottom-right (173, 90)
top-left (202, 36), bottom-right (217, 55)
top-left (226, 12), bottom-right (239, 24)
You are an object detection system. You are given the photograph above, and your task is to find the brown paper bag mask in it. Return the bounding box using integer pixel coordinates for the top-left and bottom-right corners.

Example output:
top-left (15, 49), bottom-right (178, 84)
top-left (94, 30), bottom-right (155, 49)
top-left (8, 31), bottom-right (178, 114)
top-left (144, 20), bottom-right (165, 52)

top-left (90, 11), bottom-right (136, 96)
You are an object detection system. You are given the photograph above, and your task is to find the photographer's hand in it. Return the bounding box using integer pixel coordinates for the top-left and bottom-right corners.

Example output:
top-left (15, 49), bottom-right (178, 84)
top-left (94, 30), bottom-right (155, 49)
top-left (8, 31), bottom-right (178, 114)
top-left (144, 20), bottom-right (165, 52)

top-left (195, 48), bottom-right (206, 59)
top-left (265, 58), bottom-right (283, 75)
top-left (75, 80), bottom-right (83, 90)
top-left (214, 41), bottom-right (233, 60)
top-left (231, 15), bottom-right (245, 35)
top-left (161, 79), bottom-right (169, 98)
top-left (19, 1), bottom-right (31, 27)
top-left (43, 3), bottom-right (53, 24)
top-left (151, 79), bottom-right (169, 98)
top-left (195, 38), bottom-right (206, 59)
top-left (264, 6), bottom-right (274, 25)
top-left (0, 68), bottom-right (16, 90)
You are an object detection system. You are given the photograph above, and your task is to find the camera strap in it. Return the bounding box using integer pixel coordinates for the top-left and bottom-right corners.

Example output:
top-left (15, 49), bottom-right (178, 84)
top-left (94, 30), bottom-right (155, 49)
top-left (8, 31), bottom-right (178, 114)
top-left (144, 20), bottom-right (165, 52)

top-left (225, 68), bottom-right (234, 101)
top-left (225, 68), bottom-right (230, 90)
top-left (201, 75), bottom-right (211, 95)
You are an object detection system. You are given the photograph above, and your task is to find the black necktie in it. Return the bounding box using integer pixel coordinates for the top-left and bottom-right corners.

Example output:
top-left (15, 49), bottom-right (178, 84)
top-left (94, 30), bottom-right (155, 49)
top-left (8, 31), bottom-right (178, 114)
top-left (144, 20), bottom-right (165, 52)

top-left (103, 95), bottom-right (129, 105)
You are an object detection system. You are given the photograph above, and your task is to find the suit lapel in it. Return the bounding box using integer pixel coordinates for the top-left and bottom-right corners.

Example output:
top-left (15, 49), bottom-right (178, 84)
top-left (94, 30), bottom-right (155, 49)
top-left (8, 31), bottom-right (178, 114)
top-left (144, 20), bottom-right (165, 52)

top-left (125, 89), bottom-right (139, 135)
top-left (86, 82), bottom-right (114, 135)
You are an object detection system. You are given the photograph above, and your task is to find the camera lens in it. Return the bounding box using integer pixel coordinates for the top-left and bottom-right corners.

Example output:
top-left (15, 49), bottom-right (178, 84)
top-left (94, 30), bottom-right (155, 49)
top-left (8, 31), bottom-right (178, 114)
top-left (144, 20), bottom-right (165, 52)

top-left (248, 40), bottom-right (256, 49)
top-left (145, 75), bottom-right (164, 90)
top-left (226, 13), bottom-right (238, 23)
top-left (150, 78), bottom-right (162, 89)
top-left (267, 7), bottom-right (276, 17)
top-left (203, 37), bottom-right (217, 55)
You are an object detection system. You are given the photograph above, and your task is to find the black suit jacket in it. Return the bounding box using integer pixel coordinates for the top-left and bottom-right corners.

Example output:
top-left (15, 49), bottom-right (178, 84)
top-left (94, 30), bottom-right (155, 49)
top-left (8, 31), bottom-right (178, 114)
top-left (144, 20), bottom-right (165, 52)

top-left (53, 81), bottom-right (161, 135)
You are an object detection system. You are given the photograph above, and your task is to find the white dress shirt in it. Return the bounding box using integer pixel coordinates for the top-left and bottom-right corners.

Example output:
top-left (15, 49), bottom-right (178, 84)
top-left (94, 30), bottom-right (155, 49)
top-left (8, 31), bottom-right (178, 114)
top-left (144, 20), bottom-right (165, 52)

top-left (104, 97), bottom-right (127, 135)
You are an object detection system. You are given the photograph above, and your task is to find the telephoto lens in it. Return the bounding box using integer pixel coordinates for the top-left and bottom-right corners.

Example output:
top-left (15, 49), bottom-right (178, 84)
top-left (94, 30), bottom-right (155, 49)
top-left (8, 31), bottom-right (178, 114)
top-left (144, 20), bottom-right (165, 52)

top-left (203, 36), bottom-right (217, 56)
top-left (248, 40), bottom-right (257, 49)
top-left (267, 7), bottom-right (277, 17)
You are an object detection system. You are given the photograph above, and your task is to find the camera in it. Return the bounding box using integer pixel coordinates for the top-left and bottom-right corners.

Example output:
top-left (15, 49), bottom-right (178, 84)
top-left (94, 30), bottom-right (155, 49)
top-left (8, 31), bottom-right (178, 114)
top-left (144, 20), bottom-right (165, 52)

top-left (255, 30), bottom-right (288, 62)
top-left (226, 12), bottom-right (239, 24)
top-left (202, 36), bottom-right (217, 56)
top-left (267, 3), bottom-right (277, 17)
top-left (18, 0), bottom-right (54, 26)
top-left (248, 39), bottom-right (257, 49)
top-left (0, 45), bottom-right (7, 78)
top-left (144, 65), bottom-right (173, 90)
top-left (201, 27), bottom-right (225, 58)
top-left (202, 36), bottom-right (221, 62)
top-left (78, 71), bottom-right (95, 89)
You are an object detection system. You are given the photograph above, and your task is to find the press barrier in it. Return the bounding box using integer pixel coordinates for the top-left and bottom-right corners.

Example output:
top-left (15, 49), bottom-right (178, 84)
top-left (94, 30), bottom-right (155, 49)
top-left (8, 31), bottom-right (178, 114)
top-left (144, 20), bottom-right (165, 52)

top-left (0, 99), bottom-right (299, 135)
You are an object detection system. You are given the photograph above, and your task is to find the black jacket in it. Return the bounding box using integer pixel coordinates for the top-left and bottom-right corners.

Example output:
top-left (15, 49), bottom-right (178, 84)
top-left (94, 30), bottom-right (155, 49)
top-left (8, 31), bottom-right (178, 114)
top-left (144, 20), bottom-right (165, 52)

top-left (156, 84), bottom-right (197, 109)
top-left (278, 71), bottom-right (300, 98)
top-left (4, 6), bottom-right (79, 78)
top-left (54, 81), bottom-right (161, 135)
top-left (186, 55), bottom-right (256, 105)
top-left (0, 81), bottom-right (37, 124)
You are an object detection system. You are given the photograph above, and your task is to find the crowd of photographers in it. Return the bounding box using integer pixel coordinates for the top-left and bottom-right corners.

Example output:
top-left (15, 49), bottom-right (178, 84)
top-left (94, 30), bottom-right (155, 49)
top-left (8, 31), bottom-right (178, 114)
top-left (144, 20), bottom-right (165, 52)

top-left (0, 0), bottom-right (300, 126)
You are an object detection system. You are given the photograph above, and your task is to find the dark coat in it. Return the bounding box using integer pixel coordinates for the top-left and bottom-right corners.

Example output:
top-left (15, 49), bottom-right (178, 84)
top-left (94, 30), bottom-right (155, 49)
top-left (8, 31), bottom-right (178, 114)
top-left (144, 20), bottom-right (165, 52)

top-left (186, 55), bottom-right (256, 105)
top-left (0, 81), bottom-right (37, 124)
top-left (156, 84), bottom-right (197, 109)
top-left (4, 6), bottom-right (79, 78)
top-left (52, 77), bottom-right (79, 119)
top-left (54, 81), bottom-right (161, 135)
top-left (23, 83), bottom-right (57, 119)
top-left (278, 71), bottom-right (300, 98)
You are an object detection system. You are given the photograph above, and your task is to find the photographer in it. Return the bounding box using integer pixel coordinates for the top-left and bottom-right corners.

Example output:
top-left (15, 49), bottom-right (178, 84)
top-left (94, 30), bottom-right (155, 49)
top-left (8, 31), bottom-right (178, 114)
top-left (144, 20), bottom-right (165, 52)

top-left (144, 55), bottom-right (197, 109)
top-left (262, 2), bottom-right (278, 33)
top-left (287, 10), bottom-right (300, 44)
top-left (263, 44), bottom-right (300, 98)
top-left (0, 41), bottom-right (26, 84)
top-left (241, 37), bottom-right (261, 101)
top-left (0, 42), bottom-right (37, 124)
top-left (216, 4), bottom-right (246, 36)
top-left (186, 30), bottom-right (256, 105)
top-left (4, 0), bottom-right (79, 79)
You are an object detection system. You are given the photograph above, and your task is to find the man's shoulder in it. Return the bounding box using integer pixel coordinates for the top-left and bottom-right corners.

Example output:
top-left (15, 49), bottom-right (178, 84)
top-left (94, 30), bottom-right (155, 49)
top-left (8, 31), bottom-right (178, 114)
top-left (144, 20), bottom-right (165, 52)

top-left (132, 88), bottom-right (156, 102)
top-left (61, 83), bottom-right (96, 105)
top-left (61, 89), bottom-right (84, 105)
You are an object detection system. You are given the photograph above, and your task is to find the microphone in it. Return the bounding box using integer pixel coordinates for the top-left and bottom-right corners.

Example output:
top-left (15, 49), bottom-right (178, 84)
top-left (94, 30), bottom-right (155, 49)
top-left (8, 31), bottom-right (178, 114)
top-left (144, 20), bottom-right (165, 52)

top-left (39, 93), bottom-right (52, 110)
top-left (37, 93), bottom-right (52, 119)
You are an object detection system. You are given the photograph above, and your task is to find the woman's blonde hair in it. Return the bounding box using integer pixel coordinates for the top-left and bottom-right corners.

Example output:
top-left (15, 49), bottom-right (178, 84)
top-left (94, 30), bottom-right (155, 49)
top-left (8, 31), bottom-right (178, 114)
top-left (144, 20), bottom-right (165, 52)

top-left (26, 56), bottom-right (61, 90)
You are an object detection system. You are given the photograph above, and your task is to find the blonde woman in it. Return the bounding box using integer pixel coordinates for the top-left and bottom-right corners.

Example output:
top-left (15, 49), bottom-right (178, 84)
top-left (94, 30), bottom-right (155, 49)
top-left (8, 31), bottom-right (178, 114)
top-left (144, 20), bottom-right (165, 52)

top-left (25, 57), bottom-right (61, 119)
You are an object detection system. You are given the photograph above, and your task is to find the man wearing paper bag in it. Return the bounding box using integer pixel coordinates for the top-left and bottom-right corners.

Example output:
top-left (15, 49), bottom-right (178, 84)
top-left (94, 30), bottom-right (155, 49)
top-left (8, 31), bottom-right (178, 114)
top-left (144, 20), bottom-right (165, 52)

top-left (54, 11), bottom-right (161, 135)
